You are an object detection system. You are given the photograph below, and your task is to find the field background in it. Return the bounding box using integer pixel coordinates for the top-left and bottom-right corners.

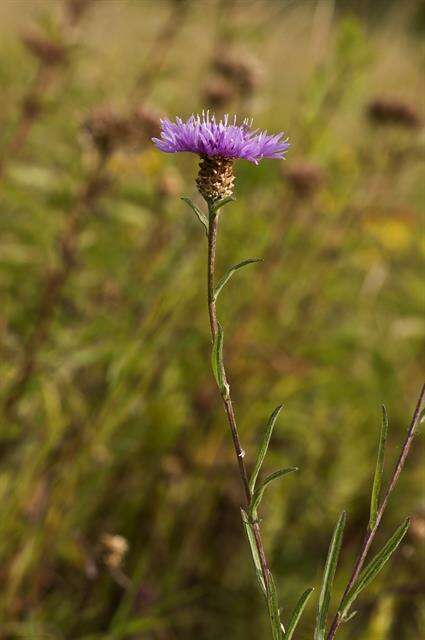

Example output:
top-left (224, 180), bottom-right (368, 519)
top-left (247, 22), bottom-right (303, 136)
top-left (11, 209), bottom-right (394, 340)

top-left (0, 1), bottom-right (424, 639)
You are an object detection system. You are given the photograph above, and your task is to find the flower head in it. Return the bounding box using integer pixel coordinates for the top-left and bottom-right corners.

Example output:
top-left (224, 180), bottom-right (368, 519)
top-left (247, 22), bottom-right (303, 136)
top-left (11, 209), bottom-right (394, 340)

top-left (152, 112), bottom-right (289, 165)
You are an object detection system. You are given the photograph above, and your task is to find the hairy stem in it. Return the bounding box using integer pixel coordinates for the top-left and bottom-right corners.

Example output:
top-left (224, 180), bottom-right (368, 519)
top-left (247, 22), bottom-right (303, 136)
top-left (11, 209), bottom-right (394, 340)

top-left (327, 382), bottom-right (425, 640)
top-left (206, 206), bottom-right (271, 595)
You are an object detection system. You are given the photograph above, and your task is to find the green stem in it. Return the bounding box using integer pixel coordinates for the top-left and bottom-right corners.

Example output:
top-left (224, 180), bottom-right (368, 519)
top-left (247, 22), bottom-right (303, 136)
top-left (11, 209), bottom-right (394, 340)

top-left (206, 204), bottom-right (271, 596)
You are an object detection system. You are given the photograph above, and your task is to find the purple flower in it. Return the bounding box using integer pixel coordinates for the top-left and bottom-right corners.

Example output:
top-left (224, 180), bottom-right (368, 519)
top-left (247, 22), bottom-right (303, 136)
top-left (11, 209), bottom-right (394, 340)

top-left (152, 112), bottom-right (289, 164)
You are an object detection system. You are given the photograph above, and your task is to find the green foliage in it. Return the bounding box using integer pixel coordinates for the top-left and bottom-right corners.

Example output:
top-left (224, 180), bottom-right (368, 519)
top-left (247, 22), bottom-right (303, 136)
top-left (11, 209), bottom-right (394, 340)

top-left (181, 196), bottom-right (209, 235)
top-left (250, 467), bottom-right (298, 520)
top-left (267, 572), bottom-right (284, 640)
top-left (338, 518), bottom-right (411, 623)
top-left (211, 322), bottom-right (227, 395)
top-left (315, 512), bottom-right (347, 640)
top-left (214, 258), bottom-right (262, 301)
top-left (369, 405), bottom-right (389, 530)
top-left (241, 508), bottom-right (266, 595)
top-left (249, 403), bottom-right (284, 494)
top-left (285, 588), bottom-right (315, 640)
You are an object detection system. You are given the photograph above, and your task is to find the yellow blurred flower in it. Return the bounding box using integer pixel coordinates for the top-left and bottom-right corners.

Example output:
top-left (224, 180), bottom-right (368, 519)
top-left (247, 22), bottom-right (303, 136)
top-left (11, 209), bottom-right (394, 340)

top-left (137, 148), bottom-right (164, 176)
top-left (365, 219), bottom-right (411, 252)
top-left (108, 149), bottom-right (164, 178)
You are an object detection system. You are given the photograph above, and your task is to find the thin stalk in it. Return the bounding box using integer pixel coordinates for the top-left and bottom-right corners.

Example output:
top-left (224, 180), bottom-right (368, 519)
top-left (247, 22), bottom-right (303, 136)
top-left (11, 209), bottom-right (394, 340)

top-left (327, 382), bottom-right (425, 640)
top-left (206, 206), bottom-right (271, 595)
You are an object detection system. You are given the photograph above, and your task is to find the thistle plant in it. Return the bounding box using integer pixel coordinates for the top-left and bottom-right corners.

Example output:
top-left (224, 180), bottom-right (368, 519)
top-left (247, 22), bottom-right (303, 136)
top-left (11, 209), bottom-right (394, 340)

top-left (153, 112), bottom-right (424, 638)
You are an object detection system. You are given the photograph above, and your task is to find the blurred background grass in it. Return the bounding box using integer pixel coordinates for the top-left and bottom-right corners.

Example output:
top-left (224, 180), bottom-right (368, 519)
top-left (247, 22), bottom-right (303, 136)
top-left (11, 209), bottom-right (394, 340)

top-left (0, 1), bottom-right (424, 638)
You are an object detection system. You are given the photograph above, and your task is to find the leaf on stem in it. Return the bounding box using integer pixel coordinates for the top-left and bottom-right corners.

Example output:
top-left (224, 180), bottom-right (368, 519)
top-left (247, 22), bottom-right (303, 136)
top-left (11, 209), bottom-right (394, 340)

top-left (211, 195), bottom-right (236, 213)
top-left (214, 258), bottom-right (262, 301)
top-left (250, 467), bottom-right (298, 518)
top-left (249, 404), bottom-right (284, 495)
top-left (241, 508), bottom-right (266, 595)
top-left (285, 588), bottom-right (315, 640)
top-left (369, 405), bottom-right (389, 531)
top-left (211, 322), bottom-right (227, 395)
top-left (339, 518), bottom-right (410, 622)
top-left (267, 571), bottom-right (283, 640)
top-left (181, 197), bottom-right (208, 235)
top-left (314, 511), bottom-right (347, 640)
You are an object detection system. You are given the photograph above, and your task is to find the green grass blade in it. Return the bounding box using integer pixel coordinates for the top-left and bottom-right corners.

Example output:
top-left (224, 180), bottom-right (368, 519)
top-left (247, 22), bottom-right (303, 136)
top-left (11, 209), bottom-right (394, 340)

top-left (285, 588), bottom-right (315, 640)
top-left (250, 467), bottom-right (298, 517)
top-left (267, 572), bottom-right (283, 640)
top-left (339, 518), bottom-right (410, 621)
top-left (249, 404), bottom-right (284, 494)
top-left (214, 258), bottom-right (262, 301)
top-left (240, 509), bottom-right (266, 595)
top-left (181, 197), bottom-right (208, 235)
top-left (314, 511), bottom-right (347, 640)
top-left (369, 405), bottom-right (389, 530)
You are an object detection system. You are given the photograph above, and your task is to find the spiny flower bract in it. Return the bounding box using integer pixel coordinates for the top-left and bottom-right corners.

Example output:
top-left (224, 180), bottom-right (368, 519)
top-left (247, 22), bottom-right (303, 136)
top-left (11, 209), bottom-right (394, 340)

top-left (152, 112), bottom-right (289, 164)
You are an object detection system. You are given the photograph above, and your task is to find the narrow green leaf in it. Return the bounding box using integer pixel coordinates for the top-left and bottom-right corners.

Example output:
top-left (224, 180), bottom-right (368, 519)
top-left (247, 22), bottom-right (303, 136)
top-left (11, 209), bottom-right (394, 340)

top-left (241, 509), bottom-right (266, 595)
top-left (285, 588), bottom-right (315, 640)
top-left (211, 323), bottom-right (227, 395)
top-left (314, 511), bottom-right (347, 640)
top-left (369, 405), bottom-right (389, 530)
top-left (181, 197), bottom-right (208, 235)
top-left (249, 404), bottom-right (284, 494)
top-left (267, 572), bottom-right (283, 640)
top-left (339, 518), bottom-right (410, 621)
top-left (211, 195), bottom-right (236, 213)
top-left (250, 467), bottom-right (298, 518)
top-left (214, 258), bottom-right (262, 301)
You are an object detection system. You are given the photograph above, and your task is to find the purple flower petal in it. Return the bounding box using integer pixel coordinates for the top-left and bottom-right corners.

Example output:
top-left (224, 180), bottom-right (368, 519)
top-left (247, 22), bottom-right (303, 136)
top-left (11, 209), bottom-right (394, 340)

top-left (152, 112), bottom-right (289, 164)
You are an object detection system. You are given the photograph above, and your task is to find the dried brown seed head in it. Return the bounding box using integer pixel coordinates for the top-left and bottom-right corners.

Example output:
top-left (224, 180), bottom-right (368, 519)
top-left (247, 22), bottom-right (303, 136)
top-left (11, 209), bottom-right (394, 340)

top-left (213, 49), bottom-right (262, 95)
top-left (367, 98), bottom-right (421, 129)
top-left (203, 76), bottom-right (235, 109)
top-left (66, 0), bottom-right (97, 25)
top-left (284, 161), bottom-right (325, 198)
top-left (22, 31), bottom-right (69, 66)
top-left (84, 106), bottom-right (133, 156)
top-left (131, 104), bottom-right (163, 143)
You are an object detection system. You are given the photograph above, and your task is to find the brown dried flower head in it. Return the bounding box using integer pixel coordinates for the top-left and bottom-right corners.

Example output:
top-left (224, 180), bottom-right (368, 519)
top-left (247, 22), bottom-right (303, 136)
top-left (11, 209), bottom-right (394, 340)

top-left (22, 95), bottom-right (42, 119)
top-left (131, 104), bottom-right (163, 144)
top-left (66, 0), bottom-right (97, 25)
top-left (22, 31), bottom-right (69, 66)
top-left (367, 98), bottom-right (421, 130)
top-left (203, 76), bottom-right (235, 109)
top-left (284, 161), bottom-right (324, 198)
top-left (84, 106), bottom-right (133, 156)
top-left (213, 49), bottom-right (262, 96)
